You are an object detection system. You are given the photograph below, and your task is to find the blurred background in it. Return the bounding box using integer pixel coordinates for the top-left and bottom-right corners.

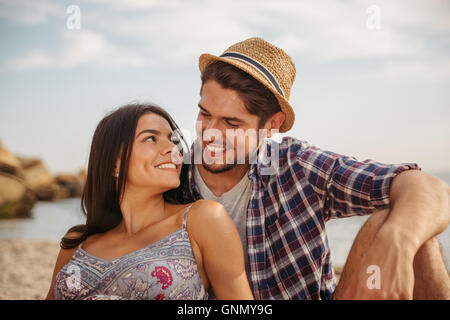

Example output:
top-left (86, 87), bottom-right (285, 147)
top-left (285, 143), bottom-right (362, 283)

top-left (0, 0), bottom-right (449, 299)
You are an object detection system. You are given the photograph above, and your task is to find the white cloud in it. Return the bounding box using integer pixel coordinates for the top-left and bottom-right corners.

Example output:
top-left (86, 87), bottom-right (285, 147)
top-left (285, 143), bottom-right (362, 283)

top-left (240, 1), bottom-right (435, 62)
top-left (382, 0), bottom-right (450, 32)
top-left (3, 0), bottom-right (450, 75)
top-left (81, 0), bottom-right (166, 11)
top-left (0, 0), bottom-right (62, 25)
top-left (383, 59), bottom-right (450, 80)
top-left (85, 1), bottom-right (253, 65)
top-left (5, 30), bottom-right (148, 70)
top-left (82, 0), bottom-right (449, 65)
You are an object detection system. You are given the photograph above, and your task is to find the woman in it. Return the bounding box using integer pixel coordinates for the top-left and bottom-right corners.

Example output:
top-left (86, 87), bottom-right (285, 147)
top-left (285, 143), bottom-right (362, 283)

top-left (46, 103), bottom-right (253, 300)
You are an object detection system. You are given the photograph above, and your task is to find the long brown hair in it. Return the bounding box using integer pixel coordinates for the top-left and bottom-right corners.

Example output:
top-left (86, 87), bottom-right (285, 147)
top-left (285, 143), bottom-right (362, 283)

top-left (60, 103), bottom-right (194, 249)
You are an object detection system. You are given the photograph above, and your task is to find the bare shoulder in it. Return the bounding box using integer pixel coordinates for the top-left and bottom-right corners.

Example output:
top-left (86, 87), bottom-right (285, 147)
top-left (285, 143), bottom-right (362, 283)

top-left (55, 231), bottom-right (84, 268)
top-left (185, 200), bottom-right (242, 261)
top-left (187, 200), bottom-right (236, 238)
top-left (55, 231), bottom-right (86, 266)
top-left (58, 231), bottom-right (83, 257)
top-left (189, 199), bottom-right (230, 223)
top-left (46, 231), bottom-right (83, 299)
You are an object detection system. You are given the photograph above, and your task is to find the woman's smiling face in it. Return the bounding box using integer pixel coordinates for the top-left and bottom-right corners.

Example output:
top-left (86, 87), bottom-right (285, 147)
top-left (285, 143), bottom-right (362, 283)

top-left (124, 112), bottom-right (183, 192)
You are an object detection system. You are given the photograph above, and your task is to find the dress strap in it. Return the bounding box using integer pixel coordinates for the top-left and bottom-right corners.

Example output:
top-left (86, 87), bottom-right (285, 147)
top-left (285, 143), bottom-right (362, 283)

top-left (182, 204), bottom-right (194, 229)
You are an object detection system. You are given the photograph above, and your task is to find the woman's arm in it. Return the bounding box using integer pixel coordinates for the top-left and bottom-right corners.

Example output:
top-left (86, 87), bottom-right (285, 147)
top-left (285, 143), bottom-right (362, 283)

top-left (189, 200), bottom-right (254, 300)
top-left (45, 232), bottom-right (81, 300)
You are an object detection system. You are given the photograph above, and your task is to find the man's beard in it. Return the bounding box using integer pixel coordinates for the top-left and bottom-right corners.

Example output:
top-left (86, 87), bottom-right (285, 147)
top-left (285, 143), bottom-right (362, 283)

top-left (201, 162), bottom-right (237, 174)
top-left (201, 151), bottom-right (255, 174)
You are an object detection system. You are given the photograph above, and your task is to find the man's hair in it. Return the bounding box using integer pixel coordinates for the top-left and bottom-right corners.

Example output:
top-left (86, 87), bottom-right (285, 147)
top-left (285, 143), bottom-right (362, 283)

top-left (200, 61), bottom-right (281, 128)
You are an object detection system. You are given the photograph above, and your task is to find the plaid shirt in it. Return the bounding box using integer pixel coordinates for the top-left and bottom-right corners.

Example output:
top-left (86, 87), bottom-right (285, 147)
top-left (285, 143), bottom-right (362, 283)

top-left (187, 136), bottom-right (420, 299)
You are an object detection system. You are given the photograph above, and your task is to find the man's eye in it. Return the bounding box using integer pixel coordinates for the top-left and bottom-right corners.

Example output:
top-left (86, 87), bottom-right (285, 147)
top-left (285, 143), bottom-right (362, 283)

top-left (226, 121), bottom-right (239, 127)
top-left (199, 112), bottom-right (210, 117)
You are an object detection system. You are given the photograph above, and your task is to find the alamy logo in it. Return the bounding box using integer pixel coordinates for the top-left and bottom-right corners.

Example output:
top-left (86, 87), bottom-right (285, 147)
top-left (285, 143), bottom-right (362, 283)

top-left (366, 265), bottom-right (381, 290)
top-left (66, 5), bottom-right (81, 30)
top-left (366, 5), bottom-right (381, 30)
top-left (66, 264), bottom-right (81, 290)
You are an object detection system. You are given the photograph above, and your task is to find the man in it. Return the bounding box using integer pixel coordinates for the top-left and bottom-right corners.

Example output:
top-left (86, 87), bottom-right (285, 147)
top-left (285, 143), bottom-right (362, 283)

top-left (185, 37), bottom-right (450, 299)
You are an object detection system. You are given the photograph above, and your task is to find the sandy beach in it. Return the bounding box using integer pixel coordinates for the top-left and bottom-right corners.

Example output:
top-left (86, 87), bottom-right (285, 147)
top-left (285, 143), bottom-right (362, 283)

top-left (0, 239), bottom-right (60, 300)
top-left (0, 238), bottom-right (343, 300)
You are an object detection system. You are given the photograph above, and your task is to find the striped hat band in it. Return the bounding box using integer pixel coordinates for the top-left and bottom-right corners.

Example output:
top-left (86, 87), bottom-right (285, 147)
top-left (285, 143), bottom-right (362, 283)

top-left (219, 52), bottom-right (285, 98)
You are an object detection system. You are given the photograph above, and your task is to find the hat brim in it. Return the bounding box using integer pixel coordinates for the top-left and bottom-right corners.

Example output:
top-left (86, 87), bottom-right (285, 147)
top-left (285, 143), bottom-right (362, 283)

top-left (199, 53), bottom-right (295, 133)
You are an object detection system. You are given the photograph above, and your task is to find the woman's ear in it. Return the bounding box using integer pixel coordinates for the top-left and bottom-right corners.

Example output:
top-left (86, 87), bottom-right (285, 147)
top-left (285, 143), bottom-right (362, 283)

top-left (114, 159), bottom-right (121, 178)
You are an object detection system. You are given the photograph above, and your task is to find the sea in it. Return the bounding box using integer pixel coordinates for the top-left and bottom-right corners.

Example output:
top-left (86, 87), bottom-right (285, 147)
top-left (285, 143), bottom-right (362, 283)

top-left (1, 173), bottom-right (449, 267)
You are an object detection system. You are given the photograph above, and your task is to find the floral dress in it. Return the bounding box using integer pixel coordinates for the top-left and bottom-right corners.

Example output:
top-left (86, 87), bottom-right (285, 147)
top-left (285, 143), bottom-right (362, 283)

top-left (53, 205), bottom-right (208, 300)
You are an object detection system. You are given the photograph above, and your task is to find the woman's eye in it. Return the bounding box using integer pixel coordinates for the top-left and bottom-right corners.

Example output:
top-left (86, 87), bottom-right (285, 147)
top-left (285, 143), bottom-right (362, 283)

top-left (145, 136), bottom-right (156, 142)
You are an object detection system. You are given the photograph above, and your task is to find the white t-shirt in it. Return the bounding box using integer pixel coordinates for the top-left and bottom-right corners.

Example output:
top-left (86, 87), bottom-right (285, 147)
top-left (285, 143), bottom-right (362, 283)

top-left (193, 165), bottom-right (252, 278)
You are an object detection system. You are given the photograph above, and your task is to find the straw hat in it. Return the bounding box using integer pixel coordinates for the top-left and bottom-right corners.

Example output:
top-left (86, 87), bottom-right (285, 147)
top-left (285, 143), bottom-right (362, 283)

top-left (199, 37), bottom-right (296, 132)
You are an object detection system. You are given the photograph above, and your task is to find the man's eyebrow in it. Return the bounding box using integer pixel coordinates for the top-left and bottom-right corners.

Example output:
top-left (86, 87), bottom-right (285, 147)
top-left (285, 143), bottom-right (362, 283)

top-left (136, 129), bottom-right (172, 138)
top-left (197, 104), bottom-right (244, 123)
top-left (197, 104), bottom-right (209, 113)
top-left (223, 116), bottom-right (244, 123)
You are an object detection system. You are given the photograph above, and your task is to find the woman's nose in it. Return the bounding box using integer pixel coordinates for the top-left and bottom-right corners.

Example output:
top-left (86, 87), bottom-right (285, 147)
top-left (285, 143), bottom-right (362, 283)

top-left (161, 139), bottom-right (183, 162)
top-left (161, 138), bottom-right (177, 155)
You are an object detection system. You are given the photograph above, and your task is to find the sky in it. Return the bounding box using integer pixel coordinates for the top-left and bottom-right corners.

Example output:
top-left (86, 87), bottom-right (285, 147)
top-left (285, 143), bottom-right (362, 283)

top-left (0, 0), bottom-right (449, 175)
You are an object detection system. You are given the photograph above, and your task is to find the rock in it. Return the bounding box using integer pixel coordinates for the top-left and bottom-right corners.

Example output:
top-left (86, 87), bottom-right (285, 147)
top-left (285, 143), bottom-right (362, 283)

top-left (0, 141), bottom-right (22, 176)
top-left (33, 182), bottom-right (69, 201)
top-left (17, 157), bottom-right (82, 201)
top-left (18, 157), bottom-right (54, 191)
top-left (54, 173), bottom-right (84, 198)
top-left (0, 141), bottom-right (86, 217)
top-left (334, 265), bottom-right (343, 275)
top-left (0, 141), bottom-right (36, 218)
top-left (334, 265), bottom-right (343, 284)
top-left (0, 173), bottom-right (36, 218)
top-left (17, 158), bottom-right (86, 201)
top-left (77, 169), bottom-right (87, 186)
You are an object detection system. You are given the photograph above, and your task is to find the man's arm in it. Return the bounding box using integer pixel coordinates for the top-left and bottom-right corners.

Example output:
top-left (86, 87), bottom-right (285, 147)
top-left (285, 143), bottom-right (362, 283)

top-left (343, 170), bottom-right (450, 299)
top-left (291, 139), bottom-right (449, 298)
top-left (387, 170), bottom-right (450, 250)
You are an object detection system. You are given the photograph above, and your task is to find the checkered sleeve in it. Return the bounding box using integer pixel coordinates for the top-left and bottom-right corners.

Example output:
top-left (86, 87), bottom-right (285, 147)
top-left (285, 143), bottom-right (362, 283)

top-left (292, 139), bottom-right (421, 221)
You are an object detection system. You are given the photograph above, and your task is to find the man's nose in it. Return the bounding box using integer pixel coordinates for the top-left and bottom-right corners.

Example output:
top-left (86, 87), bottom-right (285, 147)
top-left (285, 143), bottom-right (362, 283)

top-left (204, 118), bottom-right (221, 131)
top-left (203, 120), bottom-right (226, 143)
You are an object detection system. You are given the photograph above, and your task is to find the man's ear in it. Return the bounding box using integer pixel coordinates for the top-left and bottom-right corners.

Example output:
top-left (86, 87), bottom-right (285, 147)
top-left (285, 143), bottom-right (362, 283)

top-left (265, 112), bottom-right (286, 138)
